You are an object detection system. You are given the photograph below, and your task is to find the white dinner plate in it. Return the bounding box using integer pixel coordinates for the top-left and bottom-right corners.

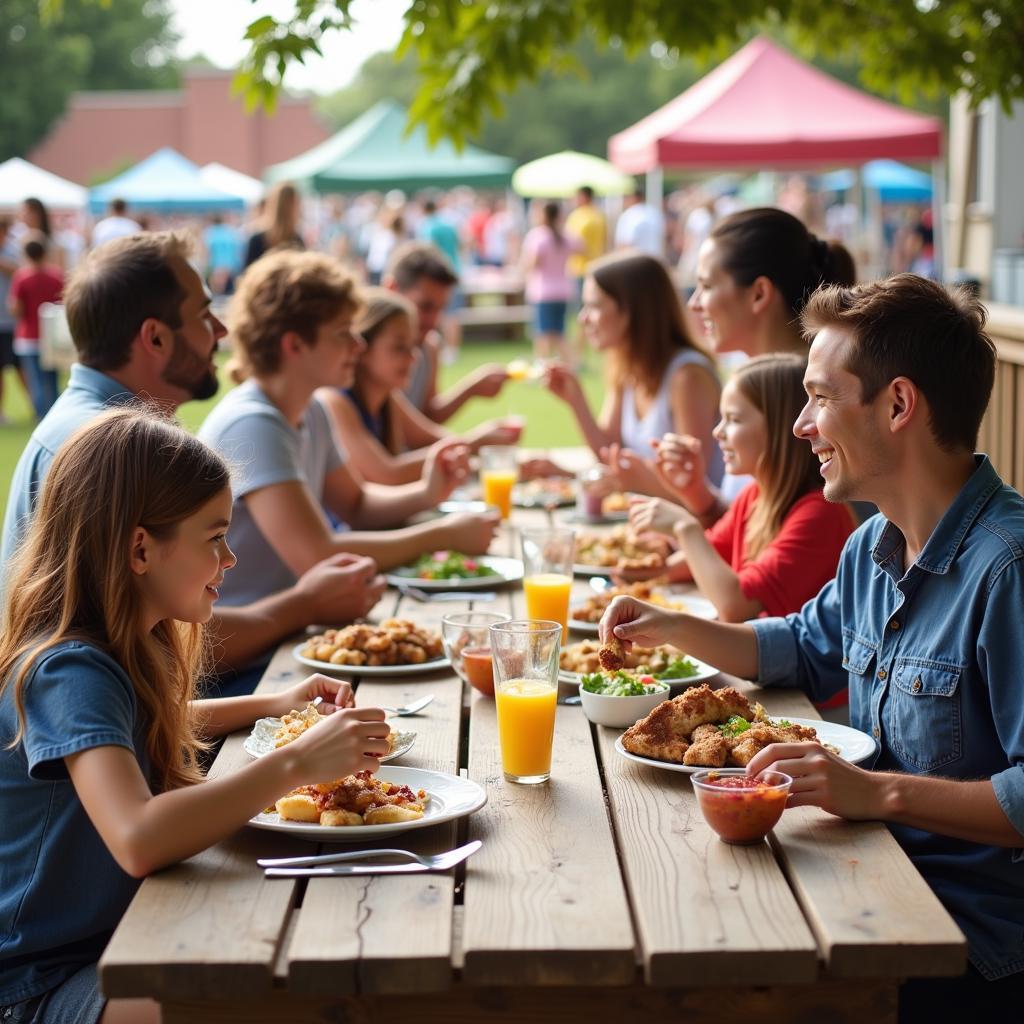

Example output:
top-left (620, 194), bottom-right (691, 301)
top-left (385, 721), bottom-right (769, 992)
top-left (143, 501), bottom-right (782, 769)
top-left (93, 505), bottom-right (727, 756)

top-left (568, 590), bottom-right (719, 635)
top-left (386, 554), bottom-right (524, 591)
top-left (292, 644), bottom-right (450, 677)
top-left (244, 717), bottom-right (416, 762)
top-left (558, 510), bottom-right (630, 526)
top-left (248, 766), bottom-right (487, 842)
top-left (614, 716), bottom-right (878, 775)
top-left (513, 483), bottom-right (576, 509)
top-left (572, 562), bottom-right (615, 578)
top-left (559, 655), bottom-right (719, 687)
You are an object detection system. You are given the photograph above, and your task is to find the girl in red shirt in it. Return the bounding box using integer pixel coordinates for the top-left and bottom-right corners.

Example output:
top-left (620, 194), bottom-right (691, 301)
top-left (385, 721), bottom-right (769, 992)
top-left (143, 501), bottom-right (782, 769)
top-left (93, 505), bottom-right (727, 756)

top-left (630, 353), bottom-right (855, 621)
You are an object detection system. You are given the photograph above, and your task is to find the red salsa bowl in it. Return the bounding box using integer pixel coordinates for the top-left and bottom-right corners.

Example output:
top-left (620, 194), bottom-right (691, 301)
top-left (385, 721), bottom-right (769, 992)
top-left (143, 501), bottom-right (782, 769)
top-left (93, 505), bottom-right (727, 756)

top-left (691, 769), bottom-right (792, 845)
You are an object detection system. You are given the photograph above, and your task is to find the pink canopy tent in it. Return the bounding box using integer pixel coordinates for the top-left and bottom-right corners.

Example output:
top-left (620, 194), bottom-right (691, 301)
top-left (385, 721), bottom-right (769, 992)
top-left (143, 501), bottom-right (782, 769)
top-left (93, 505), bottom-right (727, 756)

top-left (608, 37), bottom-right (942, 172)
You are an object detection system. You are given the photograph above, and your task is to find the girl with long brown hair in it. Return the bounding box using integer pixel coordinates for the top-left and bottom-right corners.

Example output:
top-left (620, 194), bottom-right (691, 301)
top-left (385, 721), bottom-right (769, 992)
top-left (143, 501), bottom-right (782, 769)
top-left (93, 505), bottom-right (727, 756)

top-left (243, 181), bottom-right (304, 268)
top-left (543, 251), bottom-right (722, 498)
top-left (629, 354), bottom-right (854, 621)
top-left (317, 288), bottom-right (521, 485)
top-left (0, 409), bottom-right (388, 1022)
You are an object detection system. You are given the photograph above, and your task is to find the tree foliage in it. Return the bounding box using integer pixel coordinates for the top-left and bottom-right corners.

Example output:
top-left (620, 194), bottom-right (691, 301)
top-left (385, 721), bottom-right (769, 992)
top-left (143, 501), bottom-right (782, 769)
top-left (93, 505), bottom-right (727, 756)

top-left (3, 0), bottom-right (179, 161)
top-left (235, 0), bottom-right (1022, 145)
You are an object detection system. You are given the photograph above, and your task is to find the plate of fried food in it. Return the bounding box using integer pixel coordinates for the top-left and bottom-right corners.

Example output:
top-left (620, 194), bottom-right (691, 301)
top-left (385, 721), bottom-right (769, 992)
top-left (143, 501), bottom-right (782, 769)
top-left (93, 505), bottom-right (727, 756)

top-left (387, 553), bottom-right (524, 591)
top-left (614, 683), bottom-right (877, 774)
top-left (569, 580), bottom-right (718, 634)
top-left (294, 619), bottom-right (449, 676)
top-left (573, 526), bottom-right (668, 577)
top-left (244, 702), bottom-right (417, 763)
top-left (514, 477), bottom-right (576, 509)
top-left (249, 766), bottom-right (488, 841)
top-left (558, 638), bottom-right (718, 686)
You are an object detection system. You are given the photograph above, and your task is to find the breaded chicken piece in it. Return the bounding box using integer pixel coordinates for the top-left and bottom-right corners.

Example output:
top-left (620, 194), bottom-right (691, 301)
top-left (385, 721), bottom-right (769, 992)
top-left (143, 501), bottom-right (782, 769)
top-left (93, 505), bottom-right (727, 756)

top-left (621, 698), bottom-right (689, 763)
top-left (683, 723), bottom-right (729, 767)
top-left (727, 721), bottom-right (820, 767)
top-left (670, 684), bottom-right (753, 737)
top-left (599, 637), bottom-right (626, 671)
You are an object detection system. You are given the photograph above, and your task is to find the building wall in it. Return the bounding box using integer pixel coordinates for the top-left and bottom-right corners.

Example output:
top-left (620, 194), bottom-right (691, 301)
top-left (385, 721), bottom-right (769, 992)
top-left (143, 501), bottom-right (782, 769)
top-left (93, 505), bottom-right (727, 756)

top-left (28, 69), bottom-right (329, 184)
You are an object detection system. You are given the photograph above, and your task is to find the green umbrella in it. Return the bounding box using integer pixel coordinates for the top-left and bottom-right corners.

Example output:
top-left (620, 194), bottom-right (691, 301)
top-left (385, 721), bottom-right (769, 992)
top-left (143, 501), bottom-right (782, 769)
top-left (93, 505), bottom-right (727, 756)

top-left (512, 150), bottom-right (635, 199)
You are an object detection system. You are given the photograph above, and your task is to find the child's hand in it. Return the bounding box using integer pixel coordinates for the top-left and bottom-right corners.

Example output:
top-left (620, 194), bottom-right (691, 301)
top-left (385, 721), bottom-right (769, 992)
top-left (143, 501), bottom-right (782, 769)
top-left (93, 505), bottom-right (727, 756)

top-left (287, 706), bottom-right (391, 782)
top-left (629, 495), bottom-right (688, 536)
top-left (272, 673), bottom-right (355, 719)
top-left (653, 434), bottom-right (709, 505)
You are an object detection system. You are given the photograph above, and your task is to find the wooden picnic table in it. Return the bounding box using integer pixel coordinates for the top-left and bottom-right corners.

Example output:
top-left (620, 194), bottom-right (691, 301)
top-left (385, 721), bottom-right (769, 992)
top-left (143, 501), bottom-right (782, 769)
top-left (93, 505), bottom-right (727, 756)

top-left (99, 501), bottom-right (966, 1023)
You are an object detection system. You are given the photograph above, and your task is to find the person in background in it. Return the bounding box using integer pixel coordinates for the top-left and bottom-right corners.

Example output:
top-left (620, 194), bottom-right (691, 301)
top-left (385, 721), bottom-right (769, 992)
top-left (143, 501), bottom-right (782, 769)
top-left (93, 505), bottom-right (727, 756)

top-left (658, 207), bottom-right (857, 525)
top-left (565, 184), bottom-right (607, 366)
top-left (544, 251), bottom-right (722, 499)
top-left (417, 196), bottom-right (463, 365)
top-left (202, 213), bottom-right (243, 296)
top-left (8, 233), bottom-right (63, 419)
top-left (0, 217), bottom-right (29, 424)
top-left (628, 354), bottom-right (854, 624)
top-left (0, 408), bottom-right (391, 1024)
top-left (384, 242), bottom-right (509, 424)
top-left (318, 289), bottom-right (521, 486)
top-left (1, 232), bottom-right (386, 684)
top-left (601, 275), bottom-right (1024, 1018)
top-left (90, 197), bottom-right (141, 249)
top-left (481, 196), bottom-right (517, 268)
top-left (365, 205), bottom-right (405, 285)
top-left (199, 249), bottom-right (499, 610)
top-left (614, 186), bottom-right (666, 258)
top-left (521, 201), bottom-right (580, 362)
top-left (243, 182), bottom-right (304, 269)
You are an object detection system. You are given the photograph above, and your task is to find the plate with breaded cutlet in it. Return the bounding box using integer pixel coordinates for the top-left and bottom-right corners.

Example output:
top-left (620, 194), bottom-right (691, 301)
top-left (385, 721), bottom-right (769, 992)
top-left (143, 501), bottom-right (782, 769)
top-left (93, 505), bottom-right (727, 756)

top-left (613, 684), bottom-right (876, 773)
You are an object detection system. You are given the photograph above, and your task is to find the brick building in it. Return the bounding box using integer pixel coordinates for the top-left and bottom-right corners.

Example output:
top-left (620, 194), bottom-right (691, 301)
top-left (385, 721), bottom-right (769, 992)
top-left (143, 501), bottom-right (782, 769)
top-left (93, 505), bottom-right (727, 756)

top-left (28, 68), bottom-right (330, 184)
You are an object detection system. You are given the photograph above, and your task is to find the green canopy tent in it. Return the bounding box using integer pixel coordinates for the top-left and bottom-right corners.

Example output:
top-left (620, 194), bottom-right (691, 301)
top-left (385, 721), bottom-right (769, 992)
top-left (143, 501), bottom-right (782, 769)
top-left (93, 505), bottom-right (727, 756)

top-left (264, 100), bottom-right (514, 193)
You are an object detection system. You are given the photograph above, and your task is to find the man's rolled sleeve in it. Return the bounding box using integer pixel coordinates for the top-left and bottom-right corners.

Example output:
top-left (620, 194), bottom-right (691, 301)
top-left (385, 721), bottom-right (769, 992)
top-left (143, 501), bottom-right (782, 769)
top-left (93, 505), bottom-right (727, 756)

top-left (750, 617), bottom-right (801, 687)
top-left (991, 767), bottom-right (1024, 843)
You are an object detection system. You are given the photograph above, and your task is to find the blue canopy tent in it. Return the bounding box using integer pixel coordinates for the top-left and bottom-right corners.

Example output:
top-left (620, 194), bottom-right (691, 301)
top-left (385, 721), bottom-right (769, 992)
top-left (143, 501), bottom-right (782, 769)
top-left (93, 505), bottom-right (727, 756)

top-left (821, 159), bottom-right (933, 203)
top-left (89, 148), bottom-right (245, 214)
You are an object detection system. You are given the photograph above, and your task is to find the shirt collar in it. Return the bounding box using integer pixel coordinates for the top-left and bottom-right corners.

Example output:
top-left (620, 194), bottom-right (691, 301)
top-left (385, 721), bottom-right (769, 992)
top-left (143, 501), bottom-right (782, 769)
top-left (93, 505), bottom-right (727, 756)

top-left (67, 363), bottom-right (135, 404)
top-left (871, 455), bottom-right (1002, 576)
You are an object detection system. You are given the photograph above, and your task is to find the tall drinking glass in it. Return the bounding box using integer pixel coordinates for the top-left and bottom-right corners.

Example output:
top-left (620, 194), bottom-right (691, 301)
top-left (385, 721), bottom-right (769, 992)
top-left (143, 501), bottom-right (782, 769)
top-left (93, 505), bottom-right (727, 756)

top-left (520, 527), bottom-right (575, 642)
top-left (489, 619), bottom-right (561, 784)
top-left (479, 445), bottom-right (518, 520)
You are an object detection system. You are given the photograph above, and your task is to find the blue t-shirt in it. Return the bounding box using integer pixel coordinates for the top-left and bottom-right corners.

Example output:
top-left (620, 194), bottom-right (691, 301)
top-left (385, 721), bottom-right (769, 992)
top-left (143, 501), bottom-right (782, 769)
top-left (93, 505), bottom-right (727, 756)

top-left (197, 380), bottom-right (344, 607)
top-left (417, 215), bottom-right (461, 271)
top-left (1, 364), bottom-right (132, 567)
top-left (0, 641), bottom-right (150, 1004)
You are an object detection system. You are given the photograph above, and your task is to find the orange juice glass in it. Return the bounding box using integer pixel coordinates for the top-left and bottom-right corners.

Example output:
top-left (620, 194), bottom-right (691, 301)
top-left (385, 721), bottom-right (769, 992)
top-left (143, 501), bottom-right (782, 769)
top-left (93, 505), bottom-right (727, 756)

top-left (489, 620), bottom-right (562, 784)
top-left (479, 445), bottom-right (518, 520)
top-left (520, 527), bottom-right (576, 642)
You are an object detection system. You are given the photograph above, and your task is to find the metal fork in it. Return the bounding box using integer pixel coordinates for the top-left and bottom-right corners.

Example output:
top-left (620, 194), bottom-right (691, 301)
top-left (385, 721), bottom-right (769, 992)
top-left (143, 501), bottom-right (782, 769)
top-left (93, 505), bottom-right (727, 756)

top-left (378, 693), bottom-right (434, 716)
top-left (259, 839), bottom-right (482, 876)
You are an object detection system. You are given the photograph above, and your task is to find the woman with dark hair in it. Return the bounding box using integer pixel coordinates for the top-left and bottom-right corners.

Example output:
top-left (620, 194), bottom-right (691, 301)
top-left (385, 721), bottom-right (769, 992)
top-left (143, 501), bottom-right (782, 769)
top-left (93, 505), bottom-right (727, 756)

top-left (543, 251), bottom-right (722, 497)
top-left (656, 208), bottom-right (856, 520)
top-left (19, 197), bottom-right (65, 270)
top-left (521, 200), bottom-right (580, 361)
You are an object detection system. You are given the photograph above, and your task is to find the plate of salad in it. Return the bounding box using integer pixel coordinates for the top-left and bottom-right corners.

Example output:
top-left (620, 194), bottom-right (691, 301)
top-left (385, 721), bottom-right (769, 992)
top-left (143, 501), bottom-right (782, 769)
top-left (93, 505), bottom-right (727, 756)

top-left (387, 553), bottom-right (524, 590)
top-left (559, 652), bottom-right (718, 687)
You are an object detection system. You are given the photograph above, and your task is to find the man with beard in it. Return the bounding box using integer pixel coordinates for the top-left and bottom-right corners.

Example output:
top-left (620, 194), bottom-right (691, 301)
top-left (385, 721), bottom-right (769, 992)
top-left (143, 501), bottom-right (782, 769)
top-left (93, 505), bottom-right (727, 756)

top-left (1, 232), bottom-right (386, 680)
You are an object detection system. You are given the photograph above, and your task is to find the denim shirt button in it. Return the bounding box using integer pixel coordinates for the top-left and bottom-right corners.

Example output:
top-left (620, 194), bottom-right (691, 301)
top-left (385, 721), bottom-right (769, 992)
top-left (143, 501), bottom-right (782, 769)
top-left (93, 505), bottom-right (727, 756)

top-left (877, 668), bottom-right (888, 680)
top-left (872, 726), bottom-right (880, 738)
top-left (890, 619), bottom-right (901, 630)
top-left (912, 678), bottom-right (923, 692)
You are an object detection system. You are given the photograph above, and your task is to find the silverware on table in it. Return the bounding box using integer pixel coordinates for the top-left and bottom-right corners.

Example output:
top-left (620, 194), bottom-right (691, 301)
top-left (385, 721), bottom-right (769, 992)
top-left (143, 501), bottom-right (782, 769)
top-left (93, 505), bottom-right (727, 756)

top-left (399, 585), bottom-right (497, 603)
top-left (378, 694), bottom-right (434, 716)
top-left (261, 839), bottom-right (482, 876)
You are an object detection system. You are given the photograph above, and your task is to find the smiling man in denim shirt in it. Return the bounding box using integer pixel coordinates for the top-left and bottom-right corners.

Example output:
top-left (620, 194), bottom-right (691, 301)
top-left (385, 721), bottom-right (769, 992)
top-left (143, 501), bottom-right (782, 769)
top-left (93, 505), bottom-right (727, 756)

top-left (602, 274), bottom-right (1024, 1018)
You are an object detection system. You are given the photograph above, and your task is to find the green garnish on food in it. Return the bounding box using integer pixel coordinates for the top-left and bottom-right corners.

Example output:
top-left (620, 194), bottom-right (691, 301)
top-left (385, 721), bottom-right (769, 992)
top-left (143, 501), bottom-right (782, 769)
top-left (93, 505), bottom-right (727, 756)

top-left (580, 671), bottom-right (668, 697)
top-left (402, 550), bottom-right (499, 580)
top-left (634, 655), bottom-right (700, 680)
top-left (718, 715), bottom-right (752, 738)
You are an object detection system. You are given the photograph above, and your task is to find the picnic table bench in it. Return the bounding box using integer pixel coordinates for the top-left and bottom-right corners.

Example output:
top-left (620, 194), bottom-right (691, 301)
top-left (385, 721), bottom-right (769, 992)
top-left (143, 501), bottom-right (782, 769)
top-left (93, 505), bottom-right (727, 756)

top-left (458, 266), bottom-right (531, 340)
top-left (99, 500), bottom-right (966, 1022)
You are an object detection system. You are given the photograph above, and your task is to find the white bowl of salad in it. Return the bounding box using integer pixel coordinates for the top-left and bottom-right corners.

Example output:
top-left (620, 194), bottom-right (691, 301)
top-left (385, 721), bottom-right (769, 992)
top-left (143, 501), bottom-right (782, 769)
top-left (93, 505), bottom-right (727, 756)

top-left (577, 671), bottom-right (670, 728)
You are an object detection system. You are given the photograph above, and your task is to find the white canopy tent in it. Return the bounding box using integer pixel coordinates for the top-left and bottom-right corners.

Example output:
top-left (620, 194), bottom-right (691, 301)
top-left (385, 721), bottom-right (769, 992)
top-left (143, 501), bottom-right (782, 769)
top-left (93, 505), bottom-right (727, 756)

top-left (0, 157), bottom-right (87, 211)
top-left (199, 163), bottom-right (265, 206)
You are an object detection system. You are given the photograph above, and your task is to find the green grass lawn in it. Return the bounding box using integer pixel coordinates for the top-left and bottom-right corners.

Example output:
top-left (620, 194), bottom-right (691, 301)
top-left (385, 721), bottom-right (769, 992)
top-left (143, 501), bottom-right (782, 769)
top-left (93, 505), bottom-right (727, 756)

top-left (0, 338), bottom-right (606, 515)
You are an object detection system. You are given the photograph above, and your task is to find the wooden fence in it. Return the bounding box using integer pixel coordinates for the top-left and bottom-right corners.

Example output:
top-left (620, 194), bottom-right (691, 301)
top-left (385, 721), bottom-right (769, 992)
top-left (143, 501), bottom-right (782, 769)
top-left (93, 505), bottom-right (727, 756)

top-left (981, 305), bottom-right (1024, 494)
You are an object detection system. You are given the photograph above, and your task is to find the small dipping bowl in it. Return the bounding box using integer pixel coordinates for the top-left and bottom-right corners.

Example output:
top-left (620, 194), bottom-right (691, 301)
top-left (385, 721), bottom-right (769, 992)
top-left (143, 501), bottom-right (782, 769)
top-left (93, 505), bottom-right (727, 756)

top-left (691, 769), bottom-right (792, 845)
top-left (441, 611), bottom-right (511, 697)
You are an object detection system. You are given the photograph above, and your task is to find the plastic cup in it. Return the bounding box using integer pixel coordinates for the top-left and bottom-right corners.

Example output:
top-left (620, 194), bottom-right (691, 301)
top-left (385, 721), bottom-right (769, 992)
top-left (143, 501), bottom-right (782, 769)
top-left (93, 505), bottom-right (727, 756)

top-left (691, 769), bottom-right (792, 844)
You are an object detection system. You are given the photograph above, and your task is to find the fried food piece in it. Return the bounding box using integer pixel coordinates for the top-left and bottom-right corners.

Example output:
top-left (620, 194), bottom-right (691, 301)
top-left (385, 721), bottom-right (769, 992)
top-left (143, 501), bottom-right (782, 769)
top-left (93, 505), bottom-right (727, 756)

top-left (727, 721), bottom-right (820, 767)
top-left (621, 697), bottom-right (690, 763)
top-left (320, 808), bottom-right (364, 827)
top-left (670, 684), bottom-right (753, 737)
top-left (363, 804), bottom-right (424, 825)
top-left (683, 722), bottom-right (729, 767)
top-left (599, 637), bottom-right (626, 671)
top-left (275, 794), bottom-right (321, 823)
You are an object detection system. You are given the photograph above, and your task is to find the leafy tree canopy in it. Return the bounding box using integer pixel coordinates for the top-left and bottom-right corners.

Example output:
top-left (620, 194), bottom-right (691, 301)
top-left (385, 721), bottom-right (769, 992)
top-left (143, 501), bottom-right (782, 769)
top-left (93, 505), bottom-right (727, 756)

top-left (234, 0), bottom-right (1022, 144)
top-left (3, 0), bottom-right (179, 161)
